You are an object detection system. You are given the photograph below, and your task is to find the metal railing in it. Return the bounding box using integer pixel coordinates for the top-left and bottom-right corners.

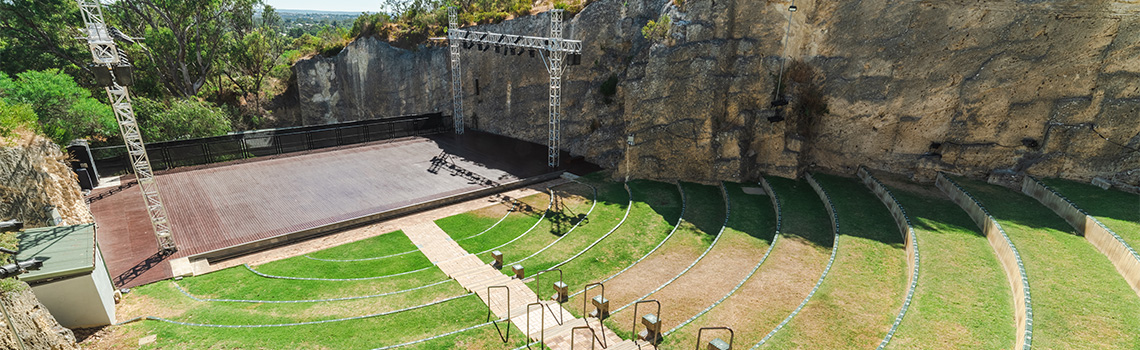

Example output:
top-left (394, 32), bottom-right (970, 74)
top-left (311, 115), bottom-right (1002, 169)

top-left (90, 113), bottom-right (451, 176)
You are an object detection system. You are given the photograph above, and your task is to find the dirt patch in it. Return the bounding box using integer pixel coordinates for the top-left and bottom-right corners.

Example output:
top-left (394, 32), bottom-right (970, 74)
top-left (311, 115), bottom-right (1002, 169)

top-left (594, 223), bottom-right (709, 316)
top-left (666, 236), bottom-right (830, 346)
top-left (618, 230), bottom-right (767, 333)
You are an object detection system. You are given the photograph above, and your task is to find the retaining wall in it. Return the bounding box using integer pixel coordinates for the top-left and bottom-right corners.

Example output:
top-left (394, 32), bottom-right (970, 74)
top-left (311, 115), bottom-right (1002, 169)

top-left (856, 167), bottom-right (919, 349)
top-left (1021, 176), bottom-right (1140, 296)
top-left (935, 173), bottom-right (1032, 350)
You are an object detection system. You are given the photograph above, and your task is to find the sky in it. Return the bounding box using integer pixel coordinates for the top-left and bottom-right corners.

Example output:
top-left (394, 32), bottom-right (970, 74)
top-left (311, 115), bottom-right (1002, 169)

top-left (263, 0), bottom-right (385, 13)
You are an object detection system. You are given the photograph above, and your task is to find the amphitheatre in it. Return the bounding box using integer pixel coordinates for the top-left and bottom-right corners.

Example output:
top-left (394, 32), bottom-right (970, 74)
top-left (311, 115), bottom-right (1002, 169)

top-left (1, 0), bottom-right (1140, 349)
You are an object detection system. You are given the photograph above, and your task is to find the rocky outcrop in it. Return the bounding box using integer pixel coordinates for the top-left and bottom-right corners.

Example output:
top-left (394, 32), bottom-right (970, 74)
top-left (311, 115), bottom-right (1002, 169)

top-left (288, 0), bottom-right (1140, 185)
top-left (0, 283), bottom-right (78, 350)
top-left (0, 132), bottom-right (93, 226)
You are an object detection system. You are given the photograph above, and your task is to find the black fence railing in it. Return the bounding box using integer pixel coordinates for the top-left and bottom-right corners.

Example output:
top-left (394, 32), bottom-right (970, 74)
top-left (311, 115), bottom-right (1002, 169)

top-left (90, 113), bottom-right (452, 176)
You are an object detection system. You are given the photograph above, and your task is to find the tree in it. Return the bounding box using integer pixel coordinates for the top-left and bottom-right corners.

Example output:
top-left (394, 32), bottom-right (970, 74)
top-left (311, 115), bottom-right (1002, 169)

top-left (0, 0), bottom-right (91, 77)
top-left (222, 5), bottom-right (286, 100)
top-left (108, 0), bottom-right (260, 97)
top-left (0, 70), bottom-right (117, 145)
top-left (133, 97), bottom-right (232, 142)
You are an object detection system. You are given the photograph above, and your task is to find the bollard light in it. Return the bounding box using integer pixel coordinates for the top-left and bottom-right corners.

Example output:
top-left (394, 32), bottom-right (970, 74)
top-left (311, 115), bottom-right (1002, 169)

top-left (590, 295), bottom-right (610, 319)
top-left (551, 281), bottom-right (568, 303)
top-left (638, 313), bottom-right (663, 344)
top-left (491, 251), bottom-right (504, 269)
top-left (512, 264), bottom-right (525, 279)
top-left (708, 338), bottom-right (731, 350)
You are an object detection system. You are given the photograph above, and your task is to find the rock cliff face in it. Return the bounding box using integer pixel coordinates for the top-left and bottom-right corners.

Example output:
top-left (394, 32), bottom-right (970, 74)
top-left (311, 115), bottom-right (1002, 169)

top-left (289, 0), bottom-right (1140, 185)
top-left (0, 132), bottom-right (94, 226)
top-left (0, 283), bottom-right (78, 350)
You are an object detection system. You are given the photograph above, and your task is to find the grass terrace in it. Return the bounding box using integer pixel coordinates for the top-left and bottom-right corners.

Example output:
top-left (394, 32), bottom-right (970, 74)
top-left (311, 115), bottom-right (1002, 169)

top-left (876, 177), bottom-right (1014, 349)
top-left (1040, 178), bottom-right (1140, 249)
top-left (955, 177), bottom-right (1140, 349)
top-left (600, 182), bottom-right (724, 339)
top-left (558, 179), bottom-right (682, 315)
top-left (507, 175), bottom-right (630, 278)
top-left (659, 182), bottom-right (777, 347)
top-left (104, 228), bottom-right (532, 349)
top-left (762, 173), bottom-right (907, 349)
top-left (467, 181), bottom-right (594, 273)
top-left (436, 190), bottom-right (553, 255)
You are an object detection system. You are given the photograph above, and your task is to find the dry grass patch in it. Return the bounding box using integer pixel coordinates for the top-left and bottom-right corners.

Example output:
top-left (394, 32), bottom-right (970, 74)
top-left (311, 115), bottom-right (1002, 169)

top-left (762, 174), bottom-right (907, 349)
top-left (667, 236), bottom-right (828, 347)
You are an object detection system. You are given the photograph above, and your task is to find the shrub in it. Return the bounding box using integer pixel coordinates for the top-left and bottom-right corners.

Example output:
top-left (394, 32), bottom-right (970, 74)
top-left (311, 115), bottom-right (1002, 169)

top-left (641, 14), bottom-right (671, 42)
top-left (0, 70), bottom-right (116, 145)
top-left (0, 99), bottom-right (37, 140)
top-left (133, 97), bottom-right (232, 142)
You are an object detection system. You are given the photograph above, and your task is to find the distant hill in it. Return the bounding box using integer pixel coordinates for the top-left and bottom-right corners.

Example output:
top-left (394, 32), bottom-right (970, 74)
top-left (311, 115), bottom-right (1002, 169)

top-left (276, 9), bottom-right (376, 15)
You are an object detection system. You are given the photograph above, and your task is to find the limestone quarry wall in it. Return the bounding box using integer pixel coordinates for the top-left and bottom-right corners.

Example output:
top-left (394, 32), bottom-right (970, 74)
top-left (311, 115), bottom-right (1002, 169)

top-left (288, 0), bottom-right (1140, 184)
top-left (0, 132), bottom-right (93, 226)
top-left (0, 284), bottom-right (79, 350)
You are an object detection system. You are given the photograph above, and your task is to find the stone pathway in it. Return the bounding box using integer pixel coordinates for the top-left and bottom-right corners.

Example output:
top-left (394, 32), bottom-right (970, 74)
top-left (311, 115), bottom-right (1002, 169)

top-left (403, 221), bottom-right (639, 350)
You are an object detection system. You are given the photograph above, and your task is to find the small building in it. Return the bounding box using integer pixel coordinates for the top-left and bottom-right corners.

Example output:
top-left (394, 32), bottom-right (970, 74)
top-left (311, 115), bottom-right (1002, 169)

top-left (16, 223), bottom-right (116, 328)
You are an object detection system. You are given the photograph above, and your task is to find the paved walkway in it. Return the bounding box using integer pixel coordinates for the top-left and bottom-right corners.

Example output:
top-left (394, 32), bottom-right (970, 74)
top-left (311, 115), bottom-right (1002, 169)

top-left (403, 221), bottom-right (638, 350)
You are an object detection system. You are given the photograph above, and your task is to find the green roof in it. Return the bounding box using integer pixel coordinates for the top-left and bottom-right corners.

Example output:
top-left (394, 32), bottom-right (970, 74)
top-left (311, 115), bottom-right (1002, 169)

top-left (16, 224), bottom-right (96, 282)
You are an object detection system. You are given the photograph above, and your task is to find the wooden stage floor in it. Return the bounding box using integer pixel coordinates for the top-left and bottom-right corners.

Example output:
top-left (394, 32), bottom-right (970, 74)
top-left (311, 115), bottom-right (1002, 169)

top-left (90, 131), bottom-right (595, 288)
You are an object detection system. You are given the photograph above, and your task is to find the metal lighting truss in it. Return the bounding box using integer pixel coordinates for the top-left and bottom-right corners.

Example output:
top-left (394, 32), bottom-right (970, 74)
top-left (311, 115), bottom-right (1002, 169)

top-left (446, 7), bottom-right (582, 167)
top-left (76, 0), bottom-right (176, 251)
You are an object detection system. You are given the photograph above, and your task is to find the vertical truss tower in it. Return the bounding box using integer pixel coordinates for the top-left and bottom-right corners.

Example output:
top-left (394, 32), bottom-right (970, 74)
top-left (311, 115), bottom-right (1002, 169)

top-left (76, 0), bottom-right (176, 252)
top-left (446, 8), bottom-right (582, 167)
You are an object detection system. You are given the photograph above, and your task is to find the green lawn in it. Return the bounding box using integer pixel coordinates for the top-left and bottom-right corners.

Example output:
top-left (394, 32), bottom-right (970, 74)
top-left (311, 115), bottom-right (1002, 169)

top-left (956, 177), bottom-right (1140, 349)
top-left (1040, 178), bottom-right (1140, 249)
top-left (474, 182), bottom-right (595, 273)
top-left (121, 288), bottom-right (530, 350)
top-left (765, 176), bottom-right (833, 247)
top-left (438, 191), bottom-right (552, 255)
top-left (659, 182), bottom-right (777, 348)
top-left (507, 177), bottom-right (629, 278)
top-left (249, 231), bottom-right (435, 280)
top-left (884, 182), bottom-right (1014, 349)
top-left (304, 230), bottom-right (418, 260)
top-left (558, 179), bottom-right (682, 317)
top-left (762, 174), bottom-right (907, 349)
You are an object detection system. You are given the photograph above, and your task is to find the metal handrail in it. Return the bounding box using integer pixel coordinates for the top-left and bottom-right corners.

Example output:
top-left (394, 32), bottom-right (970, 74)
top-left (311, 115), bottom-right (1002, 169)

top-left (571, 326), bottom-right (598, 350)
top-left (486, 285), bottom-right (510, 343)
top-left (582, 282), bottom-right (607, 348)
top-left (696, 327), bottom-right (734, 350)
top-left (534, 268), bottom-right (565, 325)
top-left (632, 299), bottom-right (661, 348)
top-left (526, 302), bottom-right (545, 349)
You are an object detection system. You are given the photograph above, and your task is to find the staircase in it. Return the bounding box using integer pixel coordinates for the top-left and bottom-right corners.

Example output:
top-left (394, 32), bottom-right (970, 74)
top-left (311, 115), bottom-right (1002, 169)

top-left (405, 222), bottom-right (641, 350)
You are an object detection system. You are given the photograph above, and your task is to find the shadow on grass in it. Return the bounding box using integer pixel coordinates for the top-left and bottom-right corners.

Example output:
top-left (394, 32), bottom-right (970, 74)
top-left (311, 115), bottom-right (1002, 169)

top-left (679, 182), bottom-right (727, 237)
top-left (813, 173), bottom-right (905, 247)
top-left (632, 179), bottom-right (683, 228)
top-left (886, 183), bottom-right (986, 239)
top-left (765, 176), bottom-right (834, 248)
top-left (1040, 178), bottom-right (1140, 227)
top-left (952, 177), bottom-right (1078, 235)
top-left (724, 182), bottom-right (777, 243)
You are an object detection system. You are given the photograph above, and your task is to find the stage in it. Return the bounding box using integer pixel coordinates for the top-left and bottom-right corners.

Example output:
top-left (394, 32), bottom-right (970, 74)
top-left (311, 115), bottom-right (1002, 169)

top-left (89, 131), bottom-right (597, 288)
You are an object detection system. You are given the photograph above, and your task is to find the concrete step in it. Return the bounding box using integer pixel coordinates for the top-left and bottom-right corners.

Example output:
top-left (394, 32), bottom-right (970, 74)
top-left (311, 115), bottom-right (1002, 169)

top-left (605, 340), bottom-right (645, 350)
top-left (469, 274), bottom-right (513, 293)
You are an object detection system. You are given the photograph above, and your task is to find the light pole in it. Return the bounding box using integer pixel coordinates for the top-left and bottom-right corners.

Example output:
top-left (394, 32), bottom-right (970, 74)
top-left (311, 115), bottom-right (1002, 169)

top-left (772, 1), bottom-right (798, 107)
top-left (74, 0), bottom-right (176, 252)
